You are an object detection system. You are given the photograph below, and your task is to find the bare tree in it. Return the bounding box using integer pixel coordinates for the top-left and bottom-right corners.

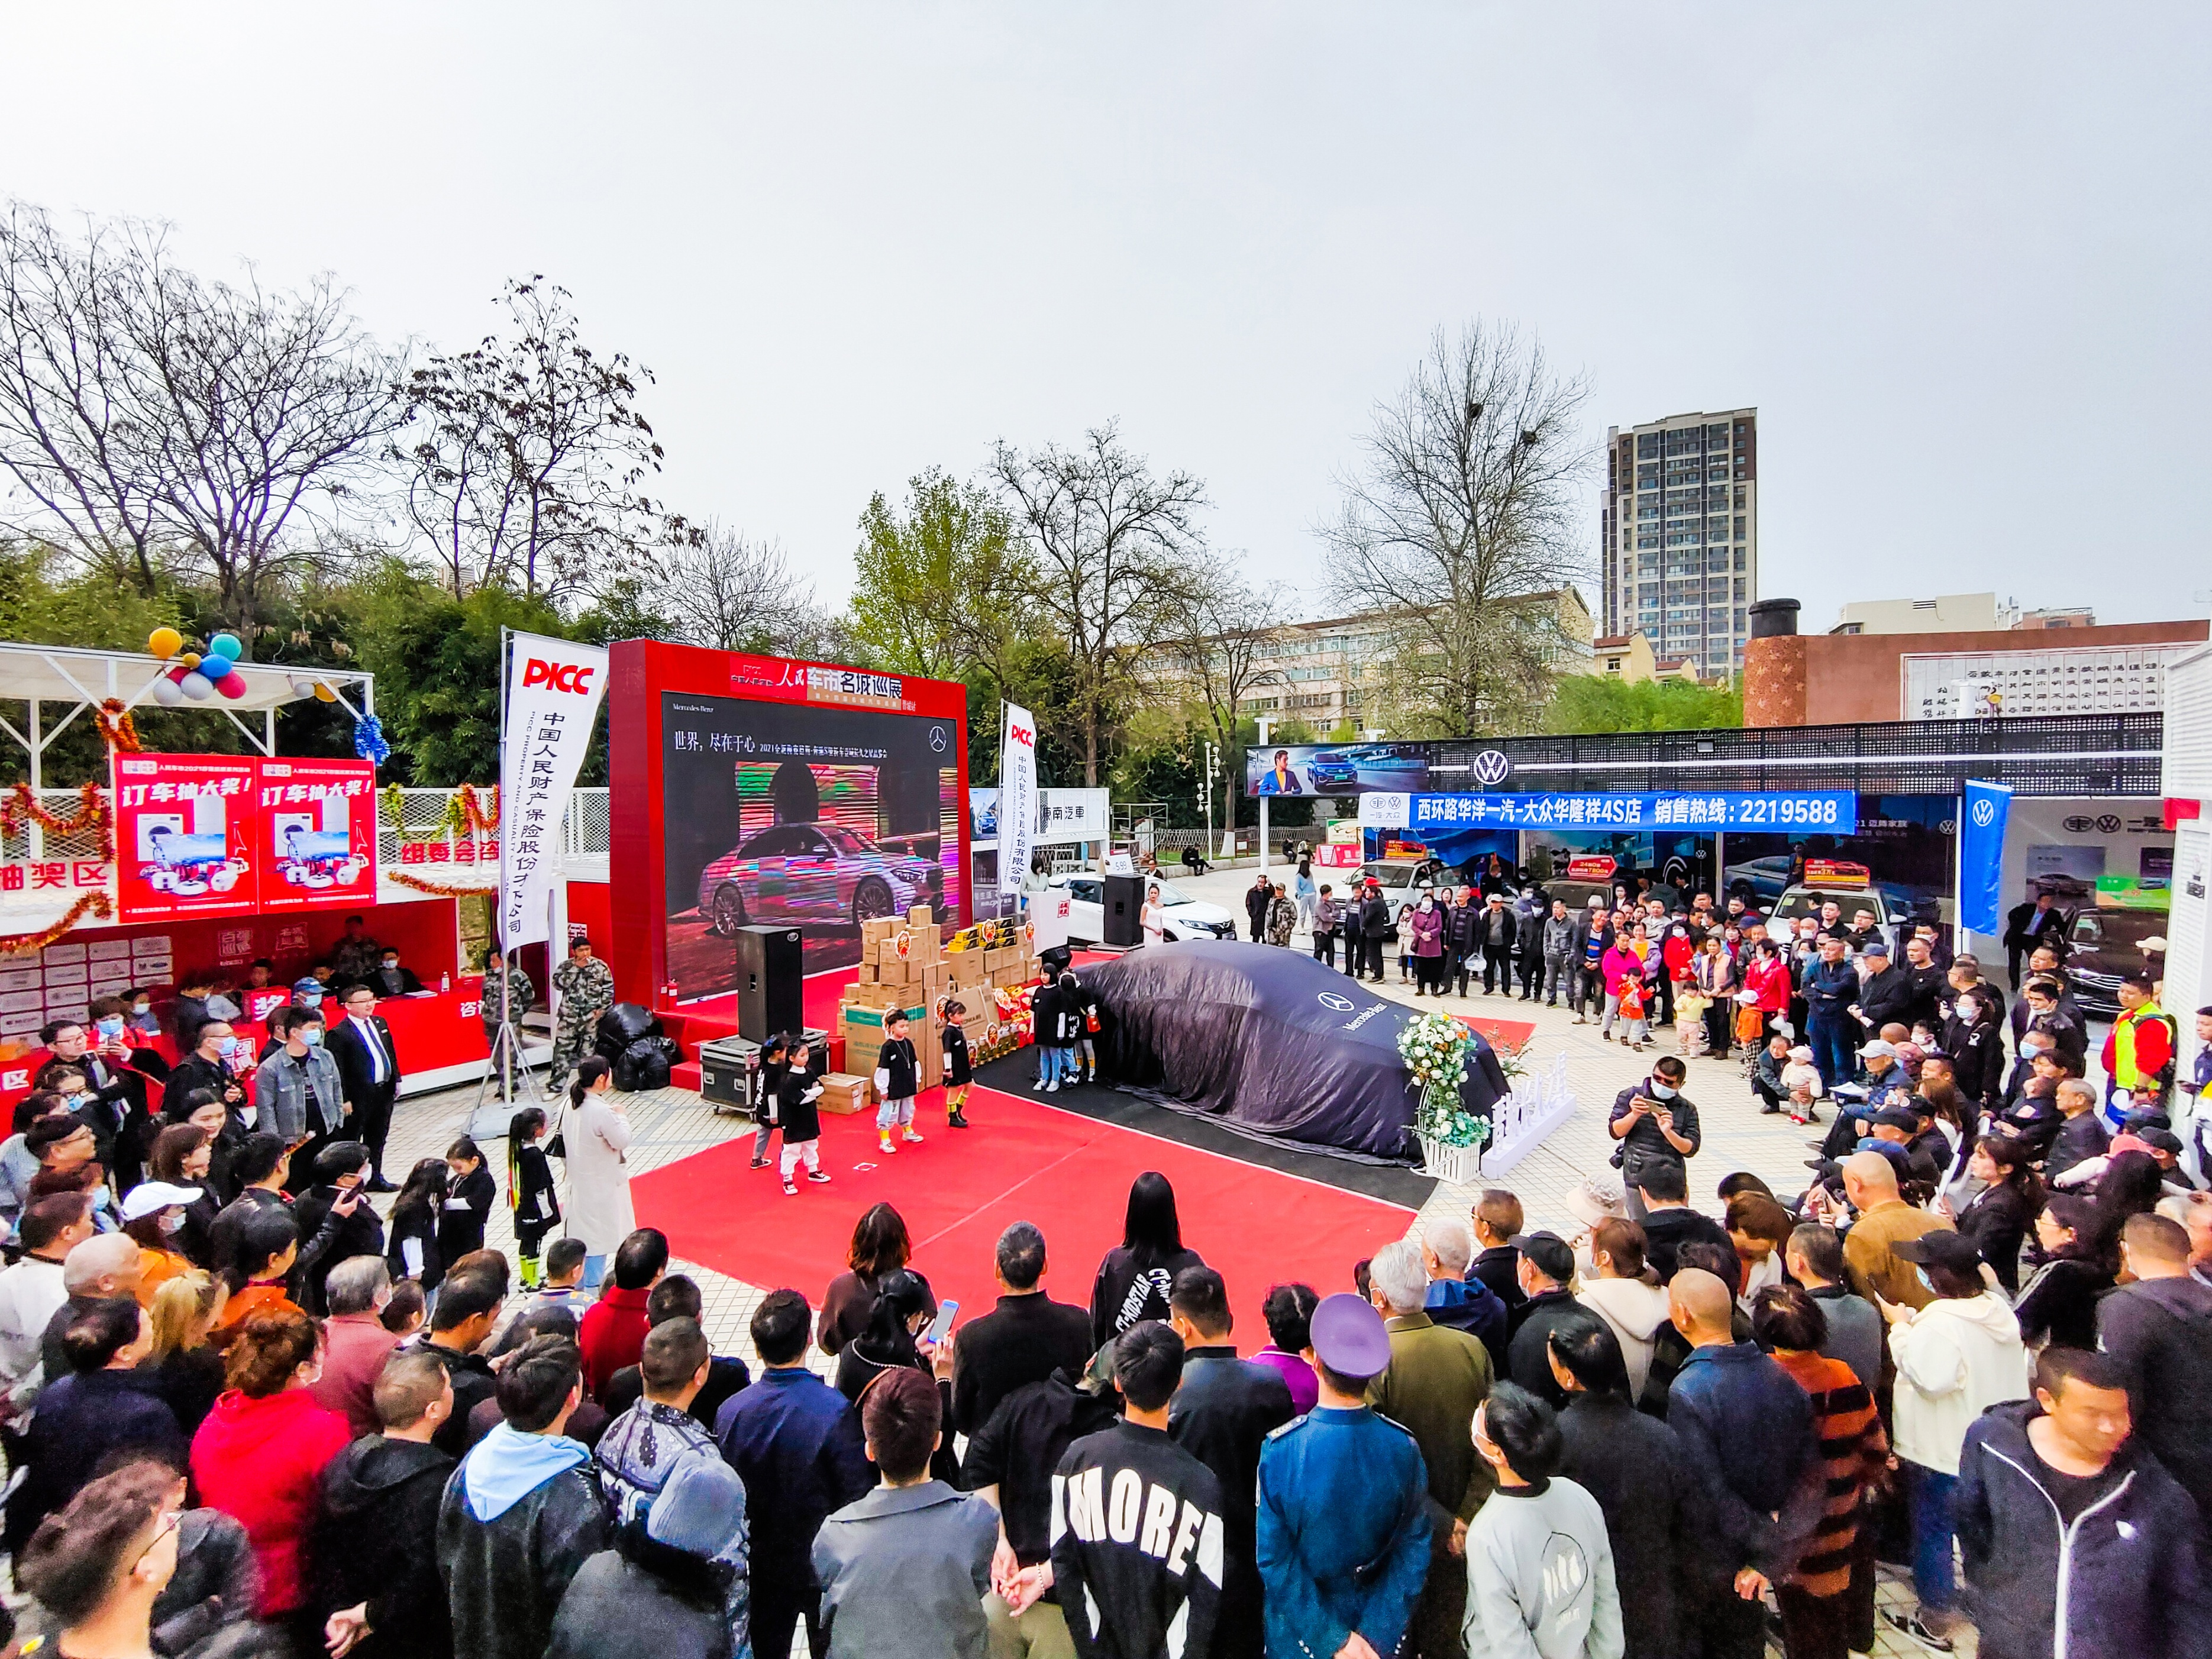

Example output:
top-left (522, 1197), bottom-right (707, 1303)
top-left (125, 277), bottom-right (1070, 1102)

top-left (393, 278), bottom-right (674, 598)
top-left (993, 425), bottom-right (1205, 785)
top-left (118, 250), bottom-right (399, 633)
top-left (1163, 575), bottom-right (1286, 830)
top-left (658, 522), bottom-right (811, 653)
top-left (0, 203), bottom-right (167, 593)
top-left (0, 203), bottom-right (397, 624)
top-left (1321, 322), bottom-right (1594, 736)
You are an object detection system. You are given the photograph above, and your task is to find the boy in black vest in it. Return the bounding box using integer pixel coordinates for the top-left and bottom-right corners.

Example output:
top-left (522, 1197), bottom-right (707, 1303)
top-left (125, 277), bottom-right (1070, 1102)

top-left (875, 1010), bottom-right (923, 1156)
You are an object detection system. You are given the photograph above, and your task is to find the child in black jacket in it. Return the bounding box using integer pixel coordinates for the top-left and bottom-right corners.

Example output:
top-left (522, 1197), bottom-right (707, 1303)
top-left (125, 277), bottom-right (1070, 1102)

top-left (750, 1032), bottom-right (791, 1171)
top-left (438, 1135), bottom-right (496, 1264)
top-left (778, 1037), bottom-right (829, 1195)
top-left (506, 1108), bottom-right (562, 1287)
top-left (875, 1009), bottom-right (923, 1155)
top-left (941, 1000), bottom-right (973, 1130)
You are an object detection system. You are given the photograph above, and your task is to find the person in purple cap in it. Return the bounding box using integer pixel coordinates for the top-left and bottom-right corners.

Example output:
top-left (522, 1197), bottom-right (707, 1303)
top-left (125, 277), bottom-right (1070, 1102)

top-left (1256, 1292), bottom-right (1432, 1659)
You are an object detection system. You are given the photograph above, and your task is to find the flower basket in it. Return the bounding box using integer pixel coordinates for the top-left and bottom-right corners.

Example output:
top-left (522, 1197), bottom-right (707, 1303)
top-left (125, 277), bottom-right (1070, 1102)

top-left (1417, 1133), bottom-right (1484, 1186)
top-left (1398, 1011), bottom-right (1490, 1165)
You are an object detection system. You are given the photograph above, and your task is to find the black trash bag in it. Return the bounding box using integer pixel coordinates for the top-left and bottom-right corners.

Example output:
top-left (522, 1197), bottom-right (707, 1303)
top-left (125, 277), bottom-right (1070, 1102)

top-left (612, 1035), bottom-right (674, 1093)
top-left (593, 1002), bottom-right (660, 1061)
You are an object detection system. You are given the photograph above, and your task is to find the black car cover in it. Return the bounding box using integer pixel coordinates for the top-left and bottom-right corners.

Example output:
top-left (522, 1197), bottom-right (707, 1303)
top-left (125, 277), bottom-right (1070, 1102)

top-left (1074, 941), bottom-right (1509, 1161)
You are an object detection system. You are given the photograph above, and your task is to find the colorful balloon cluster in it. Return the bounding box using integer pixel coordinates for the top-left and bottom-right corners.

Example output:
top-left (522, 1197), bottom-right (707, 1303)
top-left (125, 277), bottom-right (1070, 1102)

top-left (146, 627), bottom-right (248, 705)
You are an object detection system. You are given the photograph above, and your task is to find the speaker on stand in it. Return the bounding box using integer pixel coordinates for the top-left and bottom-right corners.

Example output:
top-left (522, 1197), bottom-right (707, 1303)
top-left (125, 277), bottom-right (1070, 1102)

top-left (733, 925), bottom-right (804, 1042)
top-left (1103, 873), bottom-right (1145, 948)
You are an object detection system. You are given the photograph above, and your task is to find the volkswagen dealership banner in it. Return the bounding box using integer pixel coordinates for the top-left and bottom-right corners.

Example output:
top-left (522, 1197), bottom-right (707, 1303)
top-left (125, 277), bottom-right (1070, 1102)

top-left (499, 633), bottom-right (608, 948)
top-left (1958, 779), bottom-right (2013, 935)
top-left (998, 702), bottom-right (1036, 895)
top-left (1358, 789), bottom-right (1858, 831)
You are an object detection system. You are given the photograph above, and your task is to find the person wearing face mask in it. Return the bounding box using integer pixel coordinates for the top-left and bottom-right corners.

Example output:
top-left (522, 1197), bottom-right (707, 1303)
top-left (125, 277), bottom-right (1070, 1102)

top-left (1606, 1057), bottom-right (1701, 1223)
top-left (253, 1006), bottom-right (350, 1195)
top-left (1407, 891), bottom-right (1446, 994)
top-left (29, 1011), bottom-right (165, 1193)
top-left (368, 948), bottom-right (425, 998)
top-left (165, 1019), bottom-right (252, 1128)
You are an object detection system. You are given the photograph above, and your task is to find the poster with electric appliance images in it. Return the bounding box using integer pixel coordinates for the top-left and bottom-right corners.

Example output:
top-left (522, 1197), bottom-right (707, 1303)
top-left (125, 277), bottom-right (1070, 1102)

top-left (110, 753), bottom-right (261, 923)
top-left (254, 757), bottom-right (379, 911)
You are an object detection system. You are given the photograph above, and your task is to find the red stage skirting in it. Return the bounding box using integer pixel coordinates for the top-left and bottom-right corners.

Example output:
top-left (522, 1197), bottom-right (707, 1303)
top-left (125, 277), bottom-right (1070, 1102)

top-left (632, 1080), bottom-right (1415, 1350)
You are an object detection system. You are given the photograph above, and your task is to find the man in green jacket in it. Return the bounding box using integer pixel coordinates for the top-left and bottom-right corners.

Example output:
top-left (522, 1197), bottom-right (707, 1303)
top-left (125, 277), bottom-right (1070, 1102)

top-left (1366, 1238), bottom-right (1496, 1658)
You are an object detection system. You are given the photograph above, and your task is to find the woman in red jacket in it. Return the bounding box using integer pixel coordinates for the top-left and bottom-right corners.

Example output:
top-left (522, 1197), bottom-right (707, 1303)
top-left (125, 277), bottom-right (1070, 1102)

top-left (1743, 940), bottom-right (1794, 1046)
top-left (189, 1305), bottom-right (351, 1641)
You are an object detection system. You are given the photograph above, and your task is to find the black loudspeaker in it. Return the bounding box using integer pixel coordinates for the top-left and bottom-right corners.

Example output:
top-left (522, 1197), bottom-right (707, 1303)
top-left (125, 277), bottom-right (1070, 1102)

top-left (733, 924), bottom-right (803, 1042)
top-left (1103, 873), bottom-right (1145, 947)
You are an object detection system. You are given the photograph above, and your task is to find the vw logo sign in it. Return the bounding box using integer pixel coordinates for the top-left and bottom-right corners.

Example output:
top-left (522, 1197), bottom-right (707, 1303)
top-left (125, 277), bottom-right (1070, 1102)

top-left (1472, 748), bottom-right (1513, 787)
top-left (1970, 799), bottom-right (1995, 828)
top-left (929, 725), bottom-right (948, 753)
top-left (1317, 991), bottom-right (1355, 1012)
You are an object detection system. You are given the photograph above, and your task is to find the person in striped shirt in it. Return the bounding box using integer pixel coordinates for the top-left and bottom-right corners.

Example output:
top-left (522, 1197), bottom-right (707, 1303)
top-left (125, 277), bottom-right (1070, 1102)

top-left (1751, 1284), bottom-right (1890, 1659)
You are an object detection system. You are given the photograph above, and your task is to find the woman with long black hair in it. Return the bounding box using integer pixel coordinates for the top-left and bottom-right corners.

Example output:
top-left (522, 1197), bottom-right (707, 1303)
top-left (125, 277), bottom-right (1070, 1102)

top-left (1090, 1171), bottom-right (1205, 1353)
top-left (832, 1266), bottom-right (959, 1483)
top-left (384, 1157), bottom-right (450, 1296)
top-left (2014, 1190), bottom-right (2115, 1352)
top-left (1941, 1133), bottom-right (2042, 1295)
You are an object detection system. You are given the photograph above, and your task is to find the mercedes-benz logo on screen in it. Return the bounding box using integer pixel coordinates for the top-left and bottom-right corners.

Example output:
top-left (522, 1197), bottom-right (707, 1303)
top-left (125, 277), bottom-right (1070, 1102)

top-left (1317, 991), bottom-right (1355, 1012)
top-left (1970, 798), bottom-right (1996, 828)
top-left (929, 725), bottom-right (948, 753)
top-left (1472, 749), bottom-right (1513, 787)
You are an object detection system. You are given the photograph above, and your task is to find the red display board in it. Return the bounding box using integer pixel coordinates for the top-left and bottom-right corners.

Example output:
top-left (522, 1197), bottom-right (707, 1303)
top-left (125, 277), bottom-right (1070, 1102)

top-left (608, 641), bottom-right (971, 1007)
top-left (254, 758), bottom-right (379, 911)
top-left (112, 754), bottom-right (261, 923)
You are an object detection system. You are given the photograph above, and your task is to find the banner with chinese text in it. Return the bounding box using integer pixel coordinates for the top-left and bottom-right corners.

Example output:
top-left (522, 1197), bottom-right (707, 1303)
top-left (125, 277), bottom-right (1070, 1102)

top-left (499, 634), bottom-right (609, 949)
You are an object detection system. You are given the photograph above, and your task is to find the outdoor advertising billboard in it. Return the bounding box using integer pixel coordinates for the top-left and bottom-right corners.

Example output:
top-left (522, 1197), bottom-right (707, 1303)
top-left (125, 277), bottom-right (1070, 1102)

top-left (111, 754), bottom-right (261, 923)
top-left (254, 758), bottom-right (379, 912)
top-left (1245, 743), bottom-right (1429, 798)
top-left (608, 643), bottom-right (971, 1003)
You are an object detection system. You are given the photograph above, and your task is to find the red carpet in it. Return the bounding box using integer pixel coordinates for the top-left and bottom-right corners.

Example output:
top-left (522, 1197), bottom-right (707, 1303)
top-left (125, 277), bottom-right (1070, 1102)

top-left (634, 1081), bottom-right (1416, 1350)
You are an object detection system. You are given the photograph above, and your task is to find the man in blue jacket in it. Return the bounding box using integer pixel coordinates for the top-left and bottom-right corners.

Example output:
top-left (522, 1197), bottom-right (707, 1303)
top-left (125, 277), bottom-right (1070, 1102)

top-left (1257, 1293), bottom-right (1432, 1659)
top-left (1953, 1345), bottom-right (2212, 1659)
top-left (1801, 936), bottom-right (1863, 1092)
top-left (1664, 1269), bottom-right (1822, 1659)
top-left (716, 1289), bottom-right (873, 1659)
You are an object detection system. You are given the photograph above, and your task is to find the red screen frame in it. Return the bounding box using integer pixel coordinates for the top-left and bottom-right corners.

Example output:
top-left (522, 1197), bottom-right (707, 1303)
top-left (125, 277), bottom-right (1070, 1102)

top-left (607, 640), bottom-right (971, 1006)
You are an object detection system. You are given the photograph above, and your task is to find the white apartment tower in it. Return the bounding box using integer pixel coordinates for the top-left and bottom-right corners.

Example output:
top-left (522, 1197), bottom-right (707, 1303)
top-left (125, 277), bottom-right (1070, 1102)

top-left (1599, 408), bottom-right (1758, 679)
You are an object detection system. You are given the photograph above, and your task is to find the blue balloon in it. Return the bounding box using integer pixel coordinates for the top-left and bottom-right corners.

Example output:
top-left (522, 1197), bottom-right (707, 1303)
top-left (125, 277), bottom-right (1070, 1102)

top-left (208, 632), bottom-right (243, 661)
top-left (203, 654), bottom-right (235, 679)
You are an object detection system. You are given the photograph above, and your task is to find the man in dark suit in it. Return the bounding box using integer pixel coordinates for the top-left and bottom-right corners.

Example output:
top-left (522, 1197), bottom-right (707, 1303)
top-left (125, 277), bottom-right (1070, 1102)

top-left (2003, 891), bottom-right (2068, 989)
top-left (327, 982), bottom-right (401, 1192)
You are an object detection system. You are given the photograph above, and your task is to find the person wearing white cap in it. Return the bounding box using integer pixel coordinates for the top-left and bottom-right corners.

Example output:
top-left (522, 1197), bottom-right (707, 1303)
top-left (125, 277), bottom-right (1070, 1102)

top-left (117, 1180), bottom-right (204, 1304)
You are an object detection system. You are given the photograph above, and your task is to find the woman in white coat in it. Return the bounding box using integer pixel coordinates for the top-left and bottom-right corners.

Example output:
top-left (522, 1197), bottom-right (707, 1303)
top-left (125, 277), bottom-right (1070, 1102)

top-left (561, 1056), bottom-right (634, 1288)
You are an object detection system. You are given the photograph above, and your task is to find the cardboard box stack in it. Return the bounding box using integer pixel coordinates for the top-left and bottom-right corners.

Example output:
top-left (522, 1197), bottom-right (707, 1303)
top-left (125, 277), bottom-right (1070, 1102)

top-left (839, 907), bottom-right (1038, 1104)
top-left (817, 1073), bottom-right (870, 1116)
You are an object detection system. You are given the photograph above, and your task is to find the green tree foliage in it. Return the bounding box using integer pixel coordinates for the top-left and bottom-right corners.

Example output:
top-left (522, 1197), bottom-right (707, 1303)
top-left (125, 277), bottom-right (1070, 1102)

top-left (353, 576), bottom-right (581, 786)
top-left (849, 467), bottom-right (1032, 685)
top-left (1541, 674), bottom-right (1743, 735)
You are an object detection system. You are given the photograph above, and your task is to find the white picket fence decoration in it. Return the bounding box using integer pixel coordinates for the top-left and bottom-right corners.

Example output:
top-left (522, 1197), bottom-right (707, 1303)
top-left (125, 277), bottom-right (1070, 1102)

top-left (1471, 1052), bottom-right (1577, 1179)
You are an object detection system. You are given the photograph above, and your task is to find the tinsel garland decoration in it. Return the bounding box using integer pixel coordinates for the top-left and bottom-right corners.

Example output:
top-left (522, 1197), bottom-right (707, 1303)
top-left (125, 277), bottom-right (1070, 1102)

top-left (387, 871), bottom-right (498, 898)
top-left (1, 783), bottom-right (115, 860)
top-left (456, 783), bottom-right (500, 834)
top-left (0, 892), bottom-right (115, 957)
top-left (95, 699), bottom-right (142, 752)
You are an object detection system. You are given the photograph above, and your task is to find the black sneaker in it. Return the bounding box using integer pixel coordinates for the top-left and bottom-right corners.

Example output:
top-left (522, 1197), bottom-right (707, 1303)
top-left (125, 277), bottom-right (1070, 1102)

top-left (948, 1111), bottom-right (970, 1129)
top-left (364, 1176), bottom-right (399, 1194)
top-left (806, 1169), bottom-right (832, 1183)
top-left (1882, 1611), bottom-right (1955, 1653)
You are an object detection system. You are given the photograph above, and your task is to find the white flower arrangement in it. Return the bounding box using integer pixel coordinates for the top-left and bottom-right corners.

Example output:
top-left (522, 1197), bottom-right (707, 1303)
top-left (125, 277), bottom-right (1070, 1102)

top-left (1398, 1011), bottom-right (1490, 1149)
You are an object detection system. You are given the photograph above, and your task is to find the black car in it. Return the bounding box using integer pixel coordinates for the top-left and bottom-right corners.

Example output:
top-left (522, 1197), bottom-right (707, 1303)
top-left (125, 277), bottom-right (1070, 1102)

top-left (2061, 906), bottom-right (2168, 1019)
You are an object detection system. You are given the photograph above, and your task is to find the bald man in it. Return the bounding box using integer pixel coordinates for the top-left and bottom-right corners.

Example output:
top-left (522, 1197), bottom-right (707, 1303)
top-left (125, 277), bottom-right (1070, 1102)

top-left (1665, 1267), bottom-right (1823, 1659)
top-left (1839, 1151), bottom-right (1952, 1313)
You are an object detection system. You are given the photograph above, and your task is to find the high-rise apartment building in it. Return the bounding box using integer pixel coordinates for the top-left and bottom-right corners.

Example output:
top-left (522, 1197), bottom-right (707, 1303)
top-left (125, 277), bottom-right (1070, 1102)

top-left (1599, 408), bottom-right (1758, 679)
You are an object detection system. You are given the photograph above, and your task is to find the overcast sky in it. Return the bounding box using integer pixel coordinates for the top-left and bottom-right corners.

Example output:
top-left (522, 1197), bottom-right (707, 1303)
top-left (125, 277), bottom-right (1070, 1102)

top-left (8, 5), bottom-right (2205, 628)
